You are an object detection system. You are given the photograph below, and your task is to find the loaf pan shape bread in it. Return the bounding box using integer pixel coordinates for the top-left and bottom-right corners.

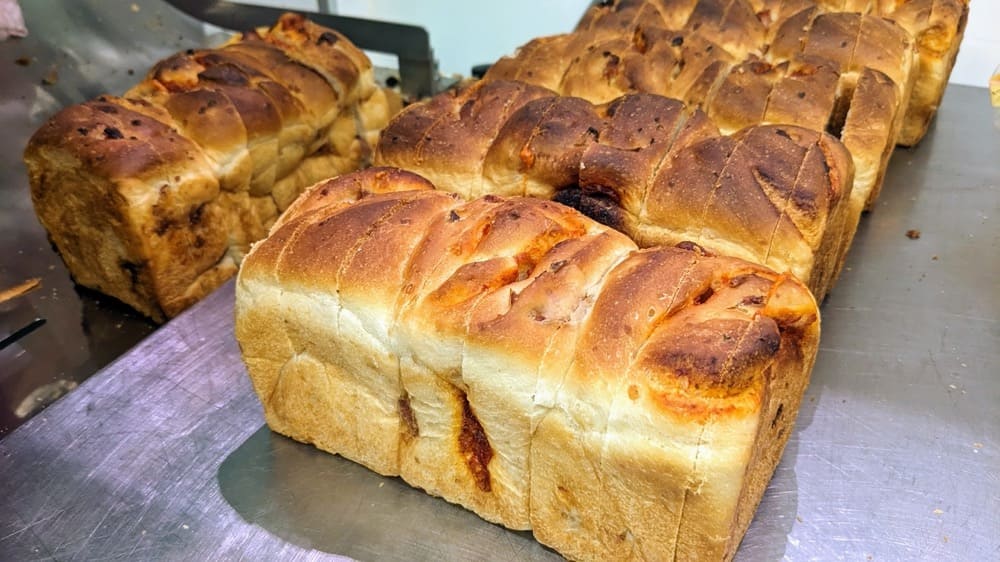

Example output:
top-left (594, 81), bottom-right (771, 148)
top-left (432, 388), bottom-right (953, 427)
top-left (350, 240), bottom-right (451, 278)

top-left (486, 9), bottom-right (915, 217)
top-left (375, 80), bottom-right (854, 299)
top-left (572, 0), bottom-right (968, 146)
top-left (24, 13), bottom-right (398, 321)
top-left (235, 167), bottom-right (821, 562)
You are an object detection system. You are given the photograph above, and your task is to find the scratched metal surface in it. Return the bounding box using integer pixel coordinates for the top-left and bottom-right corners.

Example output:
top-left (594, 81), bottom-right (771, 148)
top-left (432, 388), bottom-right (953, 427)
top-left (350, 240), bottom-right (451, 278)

top-left (0, 0), bottom-right (418, 437)
top-left (0, 83), bottom-right (997, 561)
top-left (1, 4), bottom-right (998, 561)
top-left (0, 0), bottom-right (207, 435)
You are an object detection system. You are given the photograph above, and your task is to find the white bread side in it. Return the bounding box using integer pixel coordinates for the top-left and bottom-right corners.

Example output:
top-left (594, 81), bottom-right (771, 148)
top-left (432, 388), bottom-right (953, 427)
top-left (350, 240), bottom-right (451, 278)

top-left (235, 167), bottom-right (821, 561)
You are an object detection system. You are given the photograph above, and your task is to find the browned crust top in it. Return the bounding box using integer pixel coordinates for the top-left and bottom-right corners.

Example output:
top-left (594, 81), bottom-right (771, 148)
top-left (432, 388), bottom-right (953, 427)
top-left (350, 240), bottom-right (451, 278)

top-left (25, 96), bottom-right (204, 182)
top-left (26, 12), bottom-right (370, 182)
top-left (243, 168), bottom-right (820, 412)
top-left (376, 80), bottom-right (852, 274)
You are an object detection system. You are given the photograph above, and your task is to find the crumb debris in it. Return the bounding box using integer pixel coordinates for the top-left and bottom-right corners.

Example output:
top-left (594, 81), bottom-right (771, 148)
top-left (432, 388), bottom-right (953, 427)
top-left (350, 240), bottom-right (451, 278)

top-left (14, 56), bottom-right (30, 66)
top-left (931, 255), bottom-right (938, 260)
top-left (130, 3), bottom-right (140, 12)
top-left (14, 380), bottom-right (76, 418)
top-left (933, 508), bottom-right (943, 515)
top-left (41, 67), bottom-right (58, 86)
top-left (906, 229), bottom-right (921, 239)
top-left (0, 278), bottom-right (41, 304)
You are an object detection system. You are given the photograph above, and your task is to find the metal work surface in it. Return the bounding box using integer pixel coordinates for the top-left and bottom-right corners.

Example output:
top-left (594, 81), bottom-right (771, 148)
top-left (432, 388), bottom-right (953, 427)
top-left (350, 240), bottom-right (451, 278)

top-left (1, 0), bottom-right (998, 558)
top-left (0, 83), bottom-right (997, 560)
top-left (0, 0), bottom-right (425, 436)
top-left (0, 0), bottom-right (208, 435)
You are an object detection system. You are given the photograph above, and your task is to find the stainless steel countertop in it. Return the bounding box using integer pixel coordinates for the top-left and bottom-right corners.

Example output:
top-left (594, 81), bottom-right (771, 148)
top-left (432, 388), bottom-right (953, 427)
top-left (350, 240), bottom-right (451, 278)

top-left (1, 2), bottom-right (999, 560)
top-left (0, 0), bottom-right (210, 435)
top-left (0, 0), bottom-right (426, 436)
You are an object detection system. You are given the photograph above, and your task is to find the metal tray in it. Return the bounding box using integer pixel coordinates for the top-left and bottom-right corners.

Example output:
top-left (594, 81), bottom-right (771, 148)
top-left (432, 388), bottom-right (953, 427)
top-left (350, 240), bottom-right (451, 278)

top-left (1, 1), bottom-right (997, 560)
top-left (0, 0), bottom-right (430, 435)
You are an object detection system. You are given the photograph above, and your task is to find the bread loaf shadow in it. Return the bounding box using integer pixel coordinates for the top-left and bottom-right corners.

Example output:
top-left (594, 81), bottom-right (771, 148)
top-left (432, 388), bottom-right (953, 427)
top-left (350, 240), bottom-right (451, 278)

top-left (217, 426), bottom-right (563, 561)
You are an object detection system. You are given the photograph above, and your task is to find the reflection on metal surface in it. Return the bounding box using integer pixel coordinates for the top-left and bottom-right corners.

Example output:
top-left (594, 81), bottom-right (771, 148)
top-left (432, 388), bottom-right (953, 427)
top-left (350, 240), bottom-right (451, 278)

top-left (219, 427), bottom-right (561, 561)
top-left (0, 0), bottom-right (203, 435)
top-left (0, 83), bottom-right (997, 559)
top-left (13, 379), bottom-right (77, 419)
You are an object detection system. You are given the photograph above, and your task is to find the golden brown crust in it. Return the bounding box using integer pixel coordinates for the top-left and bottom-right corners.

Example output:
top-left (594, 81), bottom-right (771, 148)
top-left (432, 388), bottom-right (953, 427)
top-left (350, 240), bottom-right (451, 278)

top-left (25, 13), bottom-right (395, 321)
top-left (235, 168), bottom-right (821, 560)
top-left (274, 165), bottom-right (439, 231)
top-left (221, 40), bottom-right (341, 127)
top-left (485, 0), bottom-right (966, 232)
top-left (484, 35), bottom-right (579, 92)
top-left (479, 16), bottom-right (913, 229)
top-left (27, 97), bottom-right (202, 185)
top-left (260, 13), bottom-right (372, 101)
top-left (24, 95), bottom-right (227, 320)
top-left (375, 81), bottom-right (853, 298)
top-left (859, 0), bottom-right (969, 144)
top-left (762, 54), bottom-right (841, 133)
top-left (571, 0), bottom-right (967, 145)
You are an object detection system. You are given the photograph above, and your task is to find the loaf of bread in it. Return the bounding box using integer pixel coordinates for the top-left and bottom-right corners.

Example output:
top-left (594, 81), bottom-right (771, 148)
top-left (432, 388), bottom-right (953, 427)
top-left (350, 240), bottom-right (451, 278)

top-left (235, 166), bottom-right (821, 562)
top-left (571, 0), bottom-right (968, 146)
top-left (485, 9), bottom-right (914, 219)
top-left (375, 80), bottom-right (854, 299)
top-left (24, 13), bottom-right (398, 321)
top-left (876, 0), bottom-right (969, 144)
